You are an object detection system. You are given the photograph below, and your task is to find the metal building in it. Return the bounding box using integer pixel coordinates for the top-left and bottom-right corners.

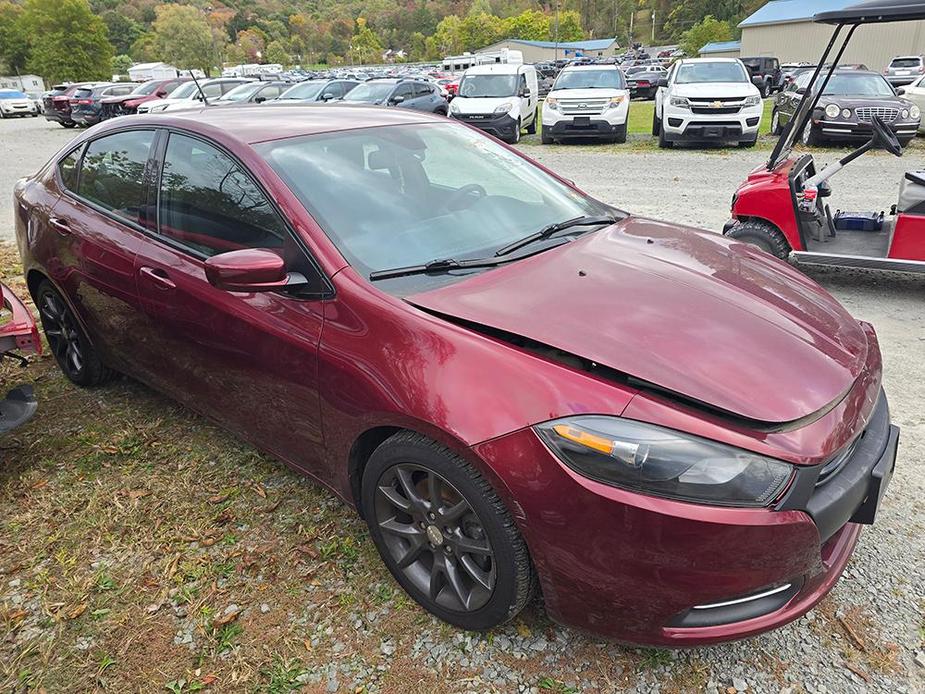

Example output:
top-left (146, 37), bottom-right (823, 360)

top-left (699, 40), bottom-right (743, 58)
top-left (737, 0), bottom-right (925, 71)
top-left (474, 38), bottom-right (620, 64)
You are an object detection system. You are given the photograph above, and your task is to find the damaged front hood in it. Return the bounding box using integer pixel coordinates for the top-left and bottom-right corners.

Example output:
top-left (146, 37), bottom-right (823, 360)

top-left (406, 217), bottom-right (869, 424)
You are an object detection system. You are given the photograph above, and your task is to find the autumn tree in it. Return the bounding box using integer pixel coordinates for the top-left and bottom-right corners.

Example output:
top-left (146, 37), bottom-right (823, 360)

top-left (350, 17), bottom-right (383, 64)
top-left (21, 0), bottom-right (112, 83)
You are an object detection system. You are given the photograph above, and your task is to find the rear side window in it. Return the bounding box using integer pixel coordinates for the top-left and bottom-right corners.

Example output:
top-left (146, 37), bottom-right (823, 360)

top-left (157, 133), bottom-right (286, 256)
top-left (73, 88), bottom-right (92, 99)
top-left (413, 83), bottom-right (432, 97)
top-left (76, 130), bottom-right (155, 226)
top-left (58, 149), bottom-right (81, 192)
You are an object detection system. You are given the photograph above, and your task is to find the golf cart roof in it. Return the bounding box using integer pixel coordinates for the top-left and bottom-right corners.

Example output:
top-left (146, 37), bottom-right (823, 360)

top-left (815, 0), bottom-right (925, 25)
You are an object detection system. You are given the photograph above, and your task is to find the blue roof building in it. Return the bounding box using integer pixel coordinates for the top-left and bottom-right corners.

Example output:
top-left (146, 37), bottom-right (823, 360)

top-left (699, 40), bottom-right (742, 57)
top-left (475, 37), bottom-right (621, 62)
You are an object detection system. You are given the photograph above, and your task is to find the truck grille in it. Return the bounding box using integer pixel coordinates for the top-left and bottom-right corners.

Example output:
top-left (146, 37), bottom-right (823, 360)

top-left (855, 107), bottom-right (899, 123)
top-left (691, 106), bottom-right (740, 115)
top-left (558, 98), bottom-right (609, 116)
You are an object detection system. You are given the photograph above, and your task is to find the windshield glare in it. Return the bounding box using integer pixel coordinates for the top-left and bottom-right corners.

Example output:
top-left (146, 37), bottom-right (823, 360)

top-left (798, 72), bottom-right (894, 96)
top-left (553, 69), bottom-right (625, 90)
top-left (257, 123), bottom-right (605, 280)
top-left (344, 82), bottom-right (395, 102)
top-left (458, 74), bottom-right (518, 98)
top-left (133, 81), bottom-right (160, 96)
top-left (676, 62), bottom-right (748, 84)
top-left (279, 81), bottom-right (325, 100)
top-left (219, 83), bottom-right (261, 101)
top-left (168, 82), bottom-right (199, 99)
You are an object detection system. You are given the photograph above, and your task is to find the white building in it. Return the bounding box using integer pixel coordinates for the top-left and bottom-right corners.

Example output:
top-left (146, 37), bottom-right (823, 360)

top-left (222, 64), bottom-right (283, 78)
top-left (442, 49), bottom-right (524, 72)
top-left (0, 74), bottom-right (45, 93)
top-left (127, 62), bottom-right (182, 82)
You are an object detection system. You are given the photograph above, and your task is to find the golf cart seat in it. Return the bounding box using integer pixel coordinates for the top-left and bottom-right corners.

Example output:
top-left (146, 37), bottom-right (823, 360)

top-left (897, 170), bottom-right (925, 215)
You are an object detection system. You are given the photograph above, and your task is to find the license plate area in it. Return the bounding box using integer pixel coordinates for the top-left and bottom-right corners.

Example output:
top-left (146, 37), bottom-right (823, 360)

top-left (850, 425), bottom-right (899, 525)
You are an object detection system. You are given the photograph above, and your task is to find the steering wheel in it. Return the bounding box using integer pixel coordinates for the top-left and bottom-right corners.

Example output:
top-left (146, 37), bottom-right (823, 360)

top-left (871, 115), bottom-right (903, 157)
top-left (440, 184), bottom-right (487, 213)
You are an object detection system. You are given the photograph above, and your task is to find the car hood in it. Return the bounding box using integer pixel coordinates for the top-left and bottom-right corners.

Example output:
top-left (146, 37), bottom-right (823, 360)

top-left (453, 96), bottom-right (518, 114)
top-left (0, 99), bottom-right (33, 107)
top-left (817, 95), bottom-right (913, 111)
top-left (406, 217), bottom-right (868, 424)
top-left (671, 82), bottom-right (759, 99)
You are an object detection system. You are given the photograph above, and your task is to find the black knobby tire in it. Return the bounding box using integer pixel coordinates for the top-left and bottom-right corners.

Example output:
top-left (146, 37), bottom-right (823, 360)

top-left (612, 122), bottom-right (628, 144)
top-left (35, 281), bottom-right (117, 387)
top-left (361, 431), bottom-right (535, 631)
top-left (725, 220), bottom-right (791, 259)
top-left (526, 110), bottom-right (537, 134)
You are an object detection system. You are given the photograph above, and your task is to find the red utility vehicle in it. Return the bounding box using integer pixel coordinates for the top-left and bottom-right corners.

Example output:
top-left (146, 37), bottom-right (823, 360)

top-left (0, 283), bottom-right (41, 434)
top-left (725, 0), bottom-right (925, 274)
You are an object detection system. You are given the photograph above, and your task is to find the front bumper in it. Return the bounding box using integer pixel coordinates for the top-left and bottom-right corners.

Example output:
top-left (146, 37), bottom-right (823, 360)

top-left (451, 112), bottom-right (518, 140)
top-left (662, 105), bottom-right (762, 143)
top-left (474, 389), bottom-right (897, 646)
top-left (814, 119), bottom-right (920, 143)
top-left (71, 109), bottom-right (102, 126)
top-left (886, 75), bottom-right (921, 86)
top-left (1, 105), bottom-right (37, 117)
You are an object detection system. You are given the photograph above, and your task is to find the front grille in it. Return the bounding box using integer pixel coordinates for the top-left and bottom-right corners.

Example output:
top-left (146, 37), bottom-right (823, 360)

top-left (688, 96), bottom-right (745, 104)
top-left (855, 107), bottom-right (899, 123)
top-left (691, 106), bottom-right (740, 115)
top-left (558, 98), bottom-right (609, 116)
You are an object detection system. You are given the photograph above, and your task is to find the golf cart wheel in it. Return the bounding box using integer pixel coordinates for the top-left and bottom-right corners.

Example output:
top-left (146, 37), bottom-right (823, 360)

top-left (802, 124), bottom-right (822, 147)
top-left (526, 110), bottom-right (537, 134)
top-left (726, 220), bottom-right (791, 260)
top-left (770, 109), bottom-right (783, 136)
top-left (361, 431), bottom-right (535, 631)
top-left (652, 111), bottom-right (662, 136)
top-left (541, 127), bottom-right (554, 144)
top-left (35, 281), bottom-right (117, 387)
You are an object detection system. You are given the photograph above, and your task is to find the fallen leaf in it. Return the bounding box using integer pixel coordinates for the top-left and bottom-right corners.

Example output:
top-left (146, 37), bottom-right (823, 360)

top-left (259, 500), bottom-right (281, 514)
top-left (5, 608), bottom-right (27, 621)
top-left (127, 489), bottom-right (150, 501)
top-left (201, 537), bottom-right (218, 547)
top-left (30, 479), bottom-right (48, 490)
top-left (304, 639), bottom-right (313, 652)
top-left (200, 673), bottom-right (218, 686)
top-left (209, 494), bottom-right (229, 504)
top-left (253, 485), bottom-right (266, 499)
top-left (146, 603), bottom-right (162, 614)
top-left (295, 544), bottom-right (319, 559)
top-left (213, 608), bottom-right (241, 627)
top-left (67, 603), bottom-right (88, 620)
top-left (515, 623), bottom-right (532, 638)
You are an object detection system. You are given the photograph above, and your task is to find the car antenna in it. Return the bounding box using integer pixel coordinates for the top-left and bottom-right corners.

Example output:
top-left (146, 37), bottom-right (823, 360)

top-left (189, 71), bottom-right (210, 106)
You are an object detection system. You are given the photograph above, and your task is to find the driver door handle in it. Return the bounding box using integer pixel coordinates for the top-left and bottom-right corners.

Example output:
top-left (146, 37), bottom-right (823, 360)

top-left (49, 217), bottom-right (71, 235)
top-left (139, 266), bottom-right (176, 290)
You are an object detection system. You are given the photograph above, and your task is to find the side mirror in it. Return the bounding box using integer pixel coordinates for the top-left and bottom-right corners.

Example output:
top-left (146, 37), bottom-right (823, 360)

top-left (390, 95), bottom-right (405, 105)
top-left (897, 87), bottom-right (906, 96)
top-left (657, 78), bottom-right (668, 88)
top-left (156, 89), bottom-right (168, 98)
top-left (796, 87), bottom-right (807, 95)
top-left (751, 75), bottom-right (764, 87)
top-left (321, 92), bottom-right (335, 101)
top-left (521, 88), bottom-right (531, 98)
top-left (204, 249), bottom-right (302, 292)
top-left (254, 96), bottom-right (267, 103)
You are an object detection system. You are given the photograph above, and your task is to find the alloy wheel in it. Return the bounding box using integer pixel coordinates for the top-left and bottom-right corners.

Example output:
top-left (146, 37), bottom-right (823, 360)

top-left (39, 292), bottom-right (84, 378)
top-left (373, 463), bottom-right (496, 612)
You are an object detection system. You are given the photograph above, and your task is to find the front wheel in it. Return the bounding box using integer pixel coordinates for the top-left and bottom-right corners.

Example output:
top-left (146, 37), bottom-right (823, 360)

top-left (612, 122), bottom-right (627, 144)
top-left (61, 121), bottom-right (75, 128)
top-left (652, 110), bottom-right (662, 136)
top-left (770, 108), bottom-right (783, 136)
top-left (725, 219), bottom-right (791, 259)
top-left (802, 123), bottom-right (822, 147)
top-left (658, 126), bottom-right (673, 148)
top-left (507, 119), bottom-right (521, 144)
top-left (541, 127), bottom-right (554, 144)
top-left (361, 432), bottom-right (535, 631)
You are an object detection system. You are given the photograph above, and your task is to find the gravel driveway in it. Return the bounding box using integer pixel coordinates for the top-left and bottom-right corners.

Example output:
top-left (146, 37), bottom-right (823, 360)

top-left (1, 114), bottom-right (923, 693)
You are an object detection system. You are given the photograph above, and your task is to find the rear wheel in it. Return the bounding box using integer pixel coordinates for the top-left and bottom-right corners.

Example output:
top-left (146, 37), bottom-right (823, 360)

top-left (361, 432), bottom-right (535, 631)
top-left (525, 110), bottom-right (537, 134)
top-left (725, 220), bottom-right (791, 259)
top-left (35, 281), bottom-right (117, 387)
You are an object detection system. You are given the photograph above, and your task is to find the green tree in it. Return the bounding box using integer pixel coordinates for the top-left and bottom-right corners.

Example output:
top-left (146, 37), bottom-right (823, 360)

top-left (0, 1), bottom-right (30, 73)
top-left (679, 15), bottom-right (733, 58)
top-left (502, 9), bottom-right (549, 41)
top-left (350, 17), bottom-right (383, 64)
top-left (22, 0), bottom-right (112, 83)
top-left (264, 39), bottom-right (290, 67)
top-left (433, 15), bottom-right (463, 55)
top-left (459, 12), bottom-right (502, 51)
top-left (555, 10), bottom-right (586, 42)
top-left (101, 10), bottom-right (142, 55)
top-left (111, 53), bottom-right (133, 77)
top-left (151, 4), bottom-right (217, 75)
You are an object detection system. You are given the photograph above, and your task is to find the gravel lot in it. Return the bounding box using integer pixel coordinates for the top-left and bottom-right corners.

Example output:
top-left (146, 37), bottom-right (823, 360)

top-left (1, 115), bottom-right (923, 693)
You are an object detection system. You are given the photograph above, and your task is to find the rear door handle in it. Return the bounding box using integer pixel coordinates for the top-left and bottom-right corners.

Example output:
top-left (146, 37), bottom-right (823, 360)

top-left (49, 217), bottom-right (71, 235)
top-left (139, 266), bottom-right (176, 290)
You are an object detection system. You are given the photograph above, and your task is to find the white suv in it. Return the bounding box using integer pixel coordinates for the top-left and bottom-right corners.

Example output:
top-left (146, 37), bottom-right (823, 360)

top-left (541, 65), bottom-right (630, 143)
top-left (653, 58), bottom-right (763, 148)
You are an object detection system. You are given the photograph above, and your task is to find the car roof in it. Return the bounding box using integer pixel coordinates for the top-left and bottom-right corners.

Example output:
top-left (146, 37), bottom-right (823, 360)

top-left (113, 104), bottom-right (445, 145)
top-left (465, 64), bottom-right (530, 75)
top-left (678, 57), bottom-right (741, 64)
top-left (561, 64), bottom-right (618, 71)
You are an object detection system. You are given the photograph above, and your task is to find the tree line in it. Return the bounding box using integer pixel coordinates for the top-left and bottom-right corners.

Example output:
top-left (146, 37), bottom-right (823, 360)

top-left (0, 0), bottom-right (767, 84)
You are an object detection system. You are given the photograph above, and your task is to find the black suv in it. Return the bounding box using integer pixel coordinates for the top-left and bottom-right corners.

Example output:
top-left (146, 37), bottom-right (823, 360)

top-left (741, 57), bottom-right (782, 96)
top-left (343, 79), bottom-right (448, 114)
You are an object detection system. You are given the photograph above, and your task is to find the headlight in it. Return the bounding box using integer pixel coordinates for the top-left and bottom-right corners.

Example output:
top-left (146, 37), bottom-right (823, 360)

top-left (606, 95), bottom-right (626, 109)
top-left (450, 101), bottom-right (460, 114)
top-left (545, 97), bottom-right (558, 111)
top-left (493, 102), bottom-right (512, 115)
top-left (824, 103), bottom-right (841, 119)
top-left (669, 96), bottom-right (690, 109)
top-left (911, 104), bottom-right (921, 120)
top-left (842, 108), bottom-right (852, 119)
top-left (744, 95), bottom-right (762, 107)
top-left (535, 416), bottom-right (794, 508)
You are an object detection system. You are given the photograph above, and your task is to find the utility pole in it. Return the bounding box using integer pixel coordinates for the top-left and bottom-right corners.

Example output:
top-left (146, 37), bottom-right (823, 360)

top-left (651, 10), bottom-right (656, 44)
top-left (554, 0), bottom-right (560, 62)
top-left (629, 10), bottom-right (634, 46)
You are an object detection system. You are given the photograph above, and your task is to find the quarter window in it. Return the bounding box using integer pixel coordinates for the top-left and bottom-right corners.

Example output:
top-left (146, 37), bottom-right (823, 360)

top-left (58, 148), bottom-right (81, 193)
top-left (157, 133), bottom-right (286, 256)
top-left (76, 130), bottom-right (155, 226)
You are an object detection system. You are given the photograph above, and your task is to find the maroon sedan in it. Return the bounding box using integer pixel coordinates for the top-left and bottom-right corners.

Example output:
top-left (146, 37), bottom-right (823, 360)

top-left (12, 105), bottom-right (898, 646)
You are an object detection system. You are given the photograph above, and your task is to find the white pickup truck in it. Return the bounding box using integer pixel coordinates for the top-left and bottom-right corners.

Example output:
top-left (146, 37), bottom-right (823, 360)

top-left (653, 58), bottom-right (764, 148)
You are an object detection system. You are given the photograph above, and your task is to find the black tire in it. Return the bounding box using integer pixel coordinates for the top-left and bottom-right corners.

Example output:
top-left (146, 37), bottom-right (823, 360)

top-left (759, 82), bottom-right (769, 98)
top-left (725, 220), bottom-right (791, 259)
top-left (541, 126), bottom-right (554, 144)
top-left (770, 108), bottom-right (783, 136)
top-left (361, 431), bottom-right (535, 631)
top-left (652, 110), bottom-right (661, 136)
top-left (61, 121), bottom-right (75, 128)
top-left (35, 281), bottom-right (117, 387)
top-left (612, 122), bottom-right (627, 144)
top-left (658, 127), bottom-right (673, 148)
top-left (526, 110), bottom-right (537, 134)
top-left (802, 123), bottom-right (822, 147)
top-left (738, 138), bottom-right (757, 148)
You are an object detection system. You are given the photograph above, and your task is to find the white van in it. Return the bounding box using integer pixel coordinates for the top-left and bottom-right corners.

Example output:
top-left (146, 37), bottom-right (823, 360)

top-left (541, 64), bottom-right (631, 144)
top-left (449, 63), bottom-right (538, 144)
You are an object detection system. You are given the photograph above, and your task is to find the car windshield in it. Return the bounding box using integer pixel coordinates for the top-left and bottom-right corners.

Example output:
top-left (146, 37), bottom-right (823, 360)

top-left (344, 82), bottom-right (395, 102)
top-left (167, 82), bottom-right (199, 99)
top-left (675, 62), bottom-right (748, 84)
top-left (132, 81), bottom-right (161, 96)
top-left (891, 58), bottom-right (922, 68)
top-left (0, 91), bottom-right (27, 99)
top-left (798, 72), bottom-right (895, 96)
top-left (218, 83), bottom-right (262, 101)
top-left (256, 122), bottom-right (608, 285)
top-left (553, 69), bottom-right (625, 90)
top-left (458, 74), bottom-right (518, 98)
top-left (278, 81), bottom-right (326, 100)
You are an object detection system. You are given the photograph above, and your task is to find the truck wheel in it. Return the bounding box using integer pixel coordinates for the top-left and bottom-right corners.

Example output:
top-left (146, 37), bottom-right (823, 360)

top-left (658, 127), bottom-right (673, 149)
top-left (652, 110), bottom-right (661, 136)
top-left (725, 220), bottom-right (791, 260)
top-left (526, 110), bottom-right (537, 134)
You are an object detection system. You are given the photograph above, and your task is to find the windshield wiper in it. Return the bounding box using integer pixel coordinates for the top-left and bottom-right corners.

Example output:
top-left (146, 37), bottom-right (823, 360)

top-left (494, 215), bottom-right (616, 257)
